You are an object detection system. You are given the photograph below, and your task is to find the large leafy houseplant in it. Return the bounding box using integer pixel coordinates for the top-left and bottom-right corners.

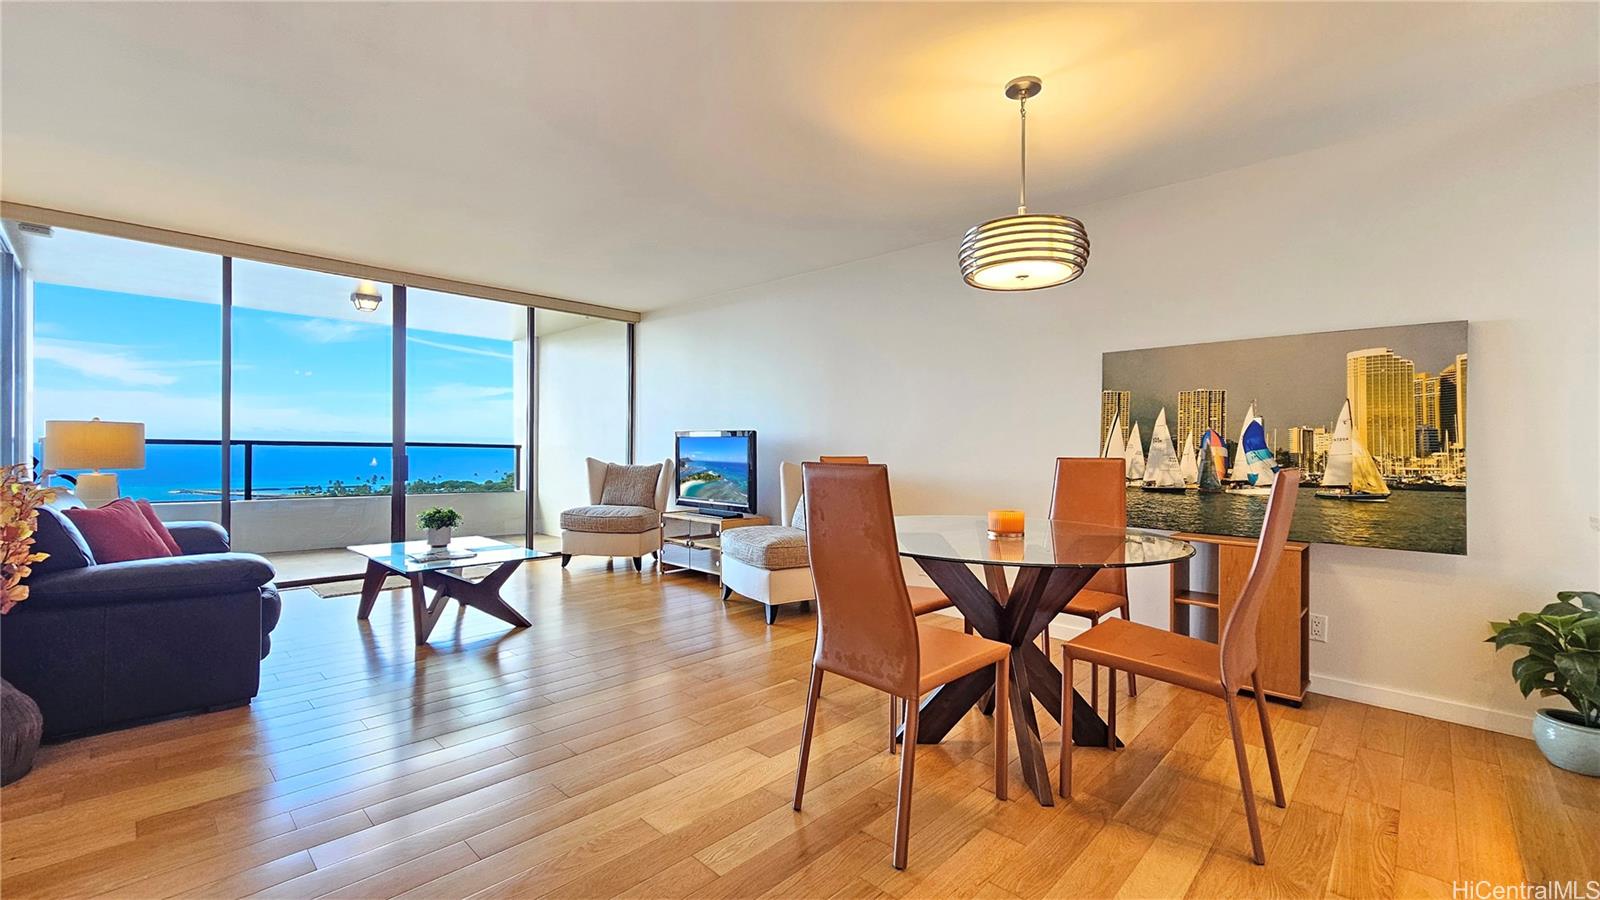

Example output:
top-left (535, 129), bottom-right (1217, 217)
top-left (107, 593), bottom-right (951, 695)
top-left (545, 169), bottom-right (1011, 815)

top-left (1488, 591), bottom-right (1600, 729)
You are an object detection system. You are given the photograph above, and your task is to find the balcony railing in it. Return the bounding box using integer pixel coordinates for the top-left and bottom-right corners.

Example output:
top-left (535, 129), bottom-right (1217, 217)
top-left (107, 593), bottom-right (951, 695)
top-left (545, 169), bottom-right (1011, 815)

top-left (139, 438), bottom-right (521, 502)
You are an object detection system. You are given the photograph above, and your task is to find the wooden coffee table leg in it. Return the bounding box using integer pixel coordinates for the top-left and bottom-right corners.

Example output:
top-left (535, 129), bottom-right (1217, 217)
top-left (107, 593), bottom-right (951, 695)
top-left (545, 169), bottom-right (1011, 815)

top-left (410, 575), bottom-right (452, 645)
top-left (356, 559), bottom-right (388, 620)
top-left (421, 561), bottom-right (532, 631)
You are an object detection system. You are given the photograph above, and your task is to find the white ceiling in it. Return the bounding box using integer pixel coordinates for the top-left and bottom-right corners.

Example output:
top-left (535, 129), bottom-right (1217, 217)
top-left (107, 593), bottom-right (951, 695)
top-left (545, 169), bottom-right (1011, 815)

top-left (2, 3), bottom-right (1595, 313)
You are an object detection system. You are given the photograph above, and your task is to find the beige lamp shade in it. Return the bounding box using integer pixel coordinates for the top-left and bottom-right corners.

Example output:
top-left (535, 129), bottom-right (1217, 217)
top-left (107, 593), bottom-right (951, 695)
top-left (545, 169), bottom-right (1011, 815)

top-left (44, 419), bottom-right (146, 470)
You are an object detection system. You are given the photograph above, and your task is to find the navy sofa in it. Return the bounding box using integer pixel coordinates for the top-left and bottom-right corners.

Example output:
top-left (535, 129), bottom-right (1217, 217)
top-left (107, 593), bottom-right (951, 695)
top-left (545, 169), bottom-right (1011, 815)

top-left (2, 498), bottom-right (281, 740)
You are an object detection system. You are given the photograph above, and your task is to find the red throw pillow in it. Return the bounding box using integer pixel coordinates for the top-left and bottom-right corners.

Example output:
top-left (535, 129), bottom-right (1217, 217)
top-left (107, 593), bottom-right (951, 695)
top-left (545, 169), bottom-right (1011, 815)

top-left (134, 499), bottom-right (183, 556)
top-left (63, 498), bottom-right (176, 564)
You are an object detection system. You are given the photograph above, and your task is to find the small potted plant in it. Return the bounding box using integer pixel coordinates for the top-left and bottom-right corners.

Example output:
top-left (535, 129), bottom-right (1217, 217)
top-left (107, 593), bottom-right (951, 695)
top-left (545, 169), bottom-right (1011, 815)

top-left (1487, 591), bottom-right (1600, 776)
top-left (418, 507), bottom-right (462, 548)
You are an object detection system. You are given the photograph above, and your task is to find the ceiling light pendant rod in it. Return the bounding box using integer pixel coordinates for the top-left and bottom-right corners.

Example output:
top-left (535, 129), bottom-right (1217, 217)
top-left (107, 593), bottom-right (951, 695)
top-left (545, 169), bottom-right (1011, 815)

top-left (1018, 92), bottom-right (1028, 214)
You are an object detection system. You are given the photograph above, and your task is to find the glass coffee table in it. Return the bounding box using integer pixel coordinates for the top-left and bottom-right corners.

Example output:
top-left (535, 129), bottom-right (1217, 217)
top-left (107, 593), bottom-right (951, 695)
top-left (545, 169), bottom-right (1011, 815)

top-left (347, 536), bottom-right (555, 645)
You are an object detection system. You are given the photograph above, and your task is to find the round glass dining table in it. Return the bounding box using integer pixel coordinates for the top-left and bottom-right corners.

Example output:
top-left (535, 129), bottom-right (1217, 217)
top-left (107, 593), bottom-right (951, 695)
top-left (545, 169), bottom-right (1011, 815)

top-left (893, 515), bottom-right (1195, 806)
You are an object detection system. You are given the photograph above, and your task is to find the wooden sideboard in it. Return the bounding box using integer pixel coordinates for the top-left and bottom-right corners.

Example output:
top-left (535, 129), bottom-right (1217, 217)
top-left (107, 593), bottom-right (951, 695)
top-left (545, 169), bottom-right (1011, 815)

top-left (1168, 531), bottom-right (1310, 704)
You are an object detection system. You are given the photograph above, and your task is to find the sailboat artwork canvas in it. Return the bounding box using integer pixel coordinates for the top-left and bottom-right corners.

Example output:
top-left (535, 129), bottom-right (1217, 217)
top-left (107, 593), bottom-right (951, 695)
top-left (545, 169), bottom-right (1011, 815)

top-left (1100, 321), bottom-right (1467, 555)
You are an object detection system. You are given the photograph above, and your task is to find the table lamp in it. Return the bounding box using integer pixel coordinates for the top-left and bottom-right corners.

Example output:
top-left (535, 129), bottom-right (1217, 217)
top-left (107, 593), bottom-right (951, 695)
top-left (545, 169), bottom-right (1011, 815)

top-left (43, 418), bottom-right (145, 508)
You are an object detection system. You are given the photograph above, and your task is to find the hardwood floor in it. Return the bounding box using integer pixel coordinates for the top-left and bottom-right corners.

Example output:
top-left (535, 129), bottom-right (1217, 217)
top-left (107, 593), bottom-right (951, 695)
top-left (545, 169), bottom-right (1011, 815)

top-left (2, 559), bottom-right (1595, 898)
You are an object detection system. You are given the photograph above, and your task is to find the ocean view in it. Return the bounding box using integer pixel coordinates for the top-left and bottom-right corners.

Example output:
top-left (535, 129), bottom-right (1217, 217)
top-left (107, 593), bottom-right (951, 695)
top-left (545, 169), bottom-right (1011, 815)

top-left (33, 440), bottom-right (518, 502)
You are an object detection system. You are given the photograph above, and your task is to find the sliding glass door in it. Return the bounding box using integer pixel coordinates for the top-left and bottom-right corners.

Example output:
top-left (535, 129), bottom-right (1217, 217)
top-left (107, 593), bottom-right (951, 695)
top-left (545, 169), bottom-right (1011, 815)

top-left (230, 259), bottom-right (393, 553)
top-left (534, 310), bottom-right (629, 538)
top-left (404, 288), bottom-right (530, 547)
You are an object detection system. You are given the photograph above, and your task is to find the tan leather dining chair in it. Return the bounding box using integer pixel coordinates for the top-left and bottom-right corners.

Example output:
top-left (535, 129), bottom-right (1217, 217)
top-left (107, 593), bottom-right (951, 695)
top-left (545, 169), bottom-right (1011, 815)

top-left (815, 455), bottom-right (955, 748)
top-left (794, 463), bottom-right (1011, 870)
top-left (1058, 472), bottom-right (1300, 865)
top-left (1046, 458), bottom-right (1139, 710)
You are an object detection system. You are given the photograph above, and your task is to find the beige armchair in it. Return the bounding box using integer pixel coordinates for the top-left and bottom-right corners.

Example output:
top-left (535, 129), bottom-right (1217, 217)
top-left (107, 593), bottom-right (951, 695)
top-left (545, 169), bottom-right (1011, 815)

top-left (558, 458), bottom-right (671, 571)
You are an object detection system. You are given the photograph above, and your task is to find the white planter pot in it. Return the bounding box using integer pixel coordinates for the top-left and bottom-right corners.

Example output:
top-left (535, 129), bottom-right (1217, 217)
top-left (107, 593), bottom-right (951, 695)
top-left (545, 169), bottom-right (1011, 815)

top-left (1532, 708), bottom-right (1600, 777)
top-left (426, 526), bottom-right (453, 548)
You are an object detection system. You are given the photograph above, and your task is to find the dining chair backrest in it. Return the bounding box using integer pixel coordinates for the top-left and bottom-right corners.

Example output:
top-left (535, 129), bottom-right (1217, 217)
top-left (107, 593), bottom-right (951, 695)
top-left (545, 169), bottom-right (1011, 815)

top-left (802, 462), bottom-right (919, 698)
top-left (1218, 471), bottom-right (1300, 690)
top-left (1048, 457), bottom-right (1128, 597)
top-left (819, 455), bottom-right (870, 464)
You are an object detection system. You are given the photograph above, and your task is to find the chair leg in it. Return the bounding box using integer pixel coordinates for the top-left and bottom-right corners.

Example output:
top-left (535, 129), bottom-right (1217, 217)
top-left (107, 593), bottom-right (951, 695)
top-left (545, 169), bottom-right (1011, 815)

top-left (892, 700), bottom-right (919, 870)
top-left (1106, 664), bottom-right (1118, 750)
top-left (1059, 649), bottom-right (1073, 798)
top-left (1252, 673), bottom-right (1286, 808)
top-left (793, 666), bottom-right (824, 810)
top-left (993, 659), bottom-right (1009, 801)
top-left (632, 556), bottom-right (642, 571)
top-left (560, 553), bottom-right (571, 568)
top-left (1224, 694), bottom-right (1267, 865)
top-left (1120, 606), bottom-right (1138, 697)
top-left (888, 693), bottom-right (899, 754)
top-left (1089, 614), bottom-right (1100, 713)
top-left (720, 584), bottom-right (733, 602)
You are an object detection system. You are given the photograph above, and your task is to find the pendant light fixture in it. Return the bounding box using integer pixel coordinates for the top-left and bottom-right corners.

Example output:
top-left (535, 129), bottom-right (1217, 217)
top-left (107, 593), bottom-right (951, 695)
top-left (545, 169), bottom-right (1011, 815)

top-left (349, 280), bottom-right (383, 313)
top-left (958, 76), bottom-right (1089, 291)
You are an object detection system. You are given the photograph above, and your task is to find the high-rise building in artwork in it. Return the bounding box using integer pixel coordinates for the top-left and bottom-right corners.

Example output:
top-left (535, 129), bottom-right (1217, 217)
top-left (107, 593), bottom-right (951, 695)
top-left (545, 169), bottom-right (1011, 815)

top-left (1415, 425), bottom-right (1442, 456)
top-left (1288, 425), bottom-right (1319, 469)
top-left (1452, 353), bottom-right (1467, 449)
top-left (1438, 363), bottom-right (1460, 449)
top-left (1176, 389), bottom-right (1227, 450)
top-left (1347, 347), bottom-right (1416, 465)
top-left (1100, 390), bottom-right (1130, 454)
top-left (1413, 372), bottom-right (1441, 456)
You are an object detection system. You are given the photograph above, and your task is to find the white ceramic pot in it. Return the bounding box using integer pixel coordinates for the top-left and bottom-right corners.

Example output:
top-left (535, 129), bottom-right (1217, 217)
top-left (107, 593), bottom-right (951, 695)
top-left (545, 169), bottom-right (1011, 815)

top-left (1532, 708), bottom-right (1600, 777)
top-left (426, 526), bottom-right (453, 548)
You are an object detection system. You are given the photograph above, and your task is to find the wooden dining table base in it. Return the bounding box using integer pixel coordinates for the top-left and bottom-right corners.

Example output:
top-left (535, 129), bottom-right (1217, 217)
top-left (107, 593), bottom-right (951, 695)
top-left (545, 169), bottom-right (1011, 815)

top-left (901, 559), bottom-right (1122, 806)
top-left (356, 559), bottom-right (533, 645)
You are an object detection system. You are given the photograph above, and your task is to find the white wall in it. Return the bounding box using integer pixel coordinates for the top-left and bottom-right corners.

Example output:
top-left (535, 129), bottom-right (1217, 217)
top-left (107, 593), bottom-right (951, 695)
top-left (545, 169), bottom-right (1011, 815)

top-left (535, 320), bottom-right (630, 534)
top-left (638, 85), bottom-right (1600, 734)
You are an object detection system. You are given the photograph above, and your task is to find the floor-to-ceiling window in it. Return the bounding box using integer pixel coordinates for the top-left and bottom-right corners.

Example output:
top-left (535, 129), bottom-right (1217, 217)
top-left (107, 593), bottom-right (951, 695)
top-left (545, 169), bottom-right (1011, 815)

top-left (404, 287), bottom-right (530, 546)
top-left (5, 214), bottom-right (637, 576)
top-left (8, 225), bottom-right (224, 524)
top-left (230, 259), bottom-right (393, 552)
top-left (535, 310), bottom-right (630, 536)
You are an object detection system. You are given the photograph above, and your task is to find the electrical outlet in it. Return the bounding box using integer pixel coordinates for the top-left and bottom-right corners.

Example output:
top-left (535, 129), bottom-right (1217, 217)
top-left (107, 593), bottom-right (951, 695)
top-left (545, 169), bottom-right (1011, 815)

top-left (1309, 613), bottom-right (1328, 643)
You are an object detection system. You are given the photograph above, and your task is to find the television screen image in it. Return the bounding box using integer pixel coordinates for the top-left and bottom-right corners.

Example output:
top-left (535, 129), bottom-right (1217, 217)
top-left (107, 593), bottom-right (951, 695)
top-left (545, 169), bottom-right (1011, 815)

top-left (676, 433), bottom-right (754, 510)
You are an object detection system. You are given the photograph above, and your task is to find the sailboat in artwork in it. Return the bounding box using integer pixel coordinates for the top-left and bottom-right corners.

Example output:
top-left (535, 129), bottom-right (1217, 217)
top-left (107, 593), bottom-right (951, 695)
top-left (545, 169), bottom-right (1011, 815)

top-left (1316, 399), bottom-right (1391, 502)
top-left (1102, 412), bottom-right (1127, 461)
top-left (1178, 433), bottom-right (1199, 486)
top-left (1225, 402), bottom-right (1259, 485)
top-left (1141, 409), bottom-right (1187, 493)
top-left (1123, 421), bottom-right (1146, 482)
top-left (1226, 418), bottom-right (1279, 495)
top-left (1197, 429), bottom-right (1226, 492)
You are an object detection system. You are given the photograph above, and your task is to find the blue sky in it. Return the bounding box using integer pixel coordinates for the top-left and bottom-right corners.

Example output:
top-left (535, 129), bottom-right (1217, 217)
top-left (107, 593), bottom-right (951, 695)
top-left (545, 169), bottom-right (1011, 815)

top-left (678, 434), bottom-right (750, 465)
top-left (33, 284), bottom-right (518, 444)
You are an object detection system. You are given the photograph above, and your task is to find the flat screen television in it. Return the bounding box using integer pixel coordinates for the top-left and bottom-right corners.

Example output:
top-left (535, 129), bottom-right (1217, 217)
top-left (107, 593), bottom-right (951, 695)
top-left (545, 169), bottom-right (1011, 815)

top-left (674, 430), bottom-right (757, 516)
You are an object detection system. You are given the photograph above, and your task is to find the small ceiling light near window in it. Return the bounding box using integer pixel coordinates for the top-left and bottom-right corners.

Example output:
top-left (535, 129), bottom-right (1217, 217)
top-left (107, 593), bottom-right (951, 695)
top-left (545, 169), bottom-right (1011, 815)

top-left (349, 280), bottom-right (383, 313)
top-left (959, 76), bottom-right (1089, 292)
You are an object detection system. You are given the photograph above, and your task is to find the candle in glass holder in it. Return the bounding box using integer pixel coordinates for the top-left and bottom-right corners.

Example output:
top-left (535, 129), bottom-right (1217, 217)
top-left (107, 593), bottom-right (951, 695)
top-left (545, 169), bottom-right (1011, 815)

top-left (987, 509), bottom-right (1025, 539)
